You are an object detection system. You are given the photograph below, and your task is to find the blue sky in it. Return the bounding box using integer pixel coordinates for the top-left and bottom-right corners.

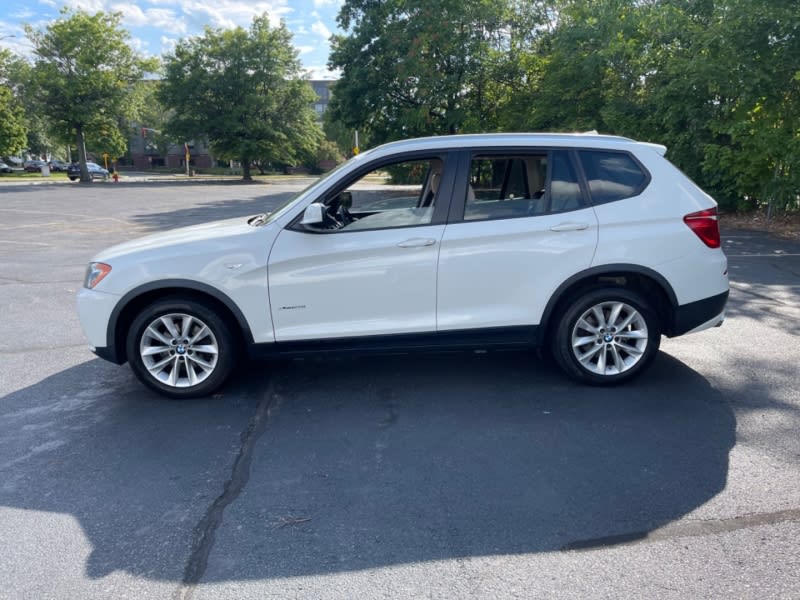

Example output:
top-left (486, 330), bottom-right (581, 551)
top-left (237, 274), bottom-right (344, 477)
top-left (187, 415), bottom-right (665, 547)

top-left (0, 0), bottom-right (342, 79)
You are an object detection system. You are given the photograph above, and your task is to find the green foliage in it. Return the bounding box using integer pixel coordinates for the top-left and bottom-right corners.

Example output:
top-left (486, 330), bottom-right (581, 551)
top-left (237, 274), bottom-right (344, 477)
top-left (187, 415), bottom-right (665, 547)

top-left (327, 0), bottom-right (799, 214)
top-left (159, 15), bottom-right (322, 180)
top-left (0, 84), bottom-right (27, 156)
top-left (129, 80), bottom-right (176, 158)
top-left (25, 9), bottom-right (157, 181)
top-left (329, 0), bottom-right (521, 145)
top-left (0, 49), bottom-right (31, 156)
top-left (315, 139), bottom-right (345, 163)
top-left (323, 101), bottom-right (368, 157)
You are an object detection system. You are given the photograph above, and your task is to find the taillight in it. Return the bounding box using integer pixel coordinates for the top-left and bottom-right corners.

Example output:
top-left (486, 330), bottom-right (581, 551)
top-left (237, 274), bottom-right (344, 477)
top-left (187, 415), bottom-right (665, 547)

top-left (684, 208), bottom-right (721, 248)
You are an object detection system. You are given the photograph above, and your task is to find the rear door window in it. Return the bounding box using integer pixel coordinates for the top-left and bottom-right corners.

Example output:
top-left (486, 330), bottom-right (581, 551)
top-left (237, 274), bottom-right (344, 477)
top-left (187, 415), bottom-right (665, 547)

top-left (462, 151), bottom-right (585, 221)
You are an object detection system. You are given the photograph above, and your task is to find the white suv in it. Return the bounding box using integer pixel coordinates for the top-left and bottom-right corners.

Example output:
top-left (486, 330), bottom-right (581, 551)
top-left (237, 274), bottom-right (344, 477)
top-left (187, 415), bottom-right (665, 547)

top-left (77, 134), bottom-right (728, 397)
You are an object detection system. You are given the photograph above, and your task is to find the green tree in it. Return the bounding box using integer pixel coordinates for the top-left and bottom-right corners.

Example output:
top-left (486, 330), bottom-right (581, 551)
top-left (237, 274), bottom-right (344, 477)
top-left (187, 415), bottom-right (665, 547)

top-left (328, 0), bottom-right (516, 145)
top-left (129, 80), bottom-right (176, 161)
top-left (159, 15), bottom-right (321, 181)
top-left (0, 50), bottom-right (28, 157)
top-left (25, 9), bottom-right (156, 182)
top-left (322, 100), bottom-right (369, 157)
top-left (0, 85), bottom-right (27, 157)
top-left (699, 0), bottom-right (800, 213)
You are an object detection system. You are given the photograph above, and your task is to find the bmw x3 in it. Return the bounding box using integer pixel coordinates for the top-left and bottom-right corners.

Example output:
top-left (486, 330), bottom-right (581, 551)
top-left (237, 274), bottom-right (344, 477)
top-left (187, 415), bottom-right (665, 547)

top-left (77, 134), bottom-right (728, 398)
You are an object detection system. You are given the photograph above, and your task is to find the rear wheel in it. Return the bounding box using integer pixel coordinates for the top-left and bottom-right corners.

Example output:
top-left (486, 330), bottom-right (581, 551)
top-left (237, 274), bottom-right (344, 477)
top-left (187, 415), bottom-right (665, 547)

top-left (552, 288), bottom-right (661, 384)
top-left (126, 298), bottom-right (237, 398)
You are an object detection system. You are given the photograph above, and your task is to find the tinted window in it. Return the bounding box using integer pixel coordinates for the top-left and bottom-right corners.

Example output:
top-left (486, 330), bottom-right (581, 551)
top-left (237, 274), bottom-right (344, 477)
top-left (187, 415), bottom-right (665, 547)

top-left (463, 152), bottom-right (587, 221)
top-left (464, 154), bottom-right (548, 221)
top-left (579, 151), bottom-right (648, 204)
top-left (549, 151), bottom-right (583, 212)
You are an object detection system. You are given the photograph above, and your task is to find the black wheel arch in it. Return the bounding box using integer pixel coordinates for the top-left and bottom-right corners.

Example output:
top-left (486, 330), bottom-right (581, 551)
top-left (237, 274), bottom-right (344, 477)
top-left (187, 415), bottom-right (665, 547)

top-left (106, 280), bottom-right (254, 364)
top-left (539, 264), bottom-right (679, 343)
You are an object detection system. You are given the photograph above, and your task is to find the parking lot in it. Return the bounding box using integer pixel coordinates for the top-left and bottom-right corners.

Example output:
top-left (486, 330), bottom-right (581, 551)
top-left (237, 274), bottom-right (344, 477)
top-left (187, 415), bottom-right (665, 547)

top-left (1, 181), bottom-right (799, 599)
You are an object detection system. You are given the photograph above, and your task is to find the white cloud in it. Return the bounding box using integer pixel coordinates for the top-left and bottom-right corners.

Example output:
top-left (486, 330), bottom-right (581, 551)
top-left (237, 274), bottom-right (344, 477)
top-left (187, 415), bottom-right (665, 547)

top-left (11, 9), bottom-right (36, 19)
top-left (313, 0), bottom-right (341, 6)
top-left (110, 5), bottom-right (187, 34)
top-left (148, 9), bottom-right (186, 32)
top-left (296, 45), bottom-right (314, 54)
top-left (175, 0), bottom-right (292, 31)
top-left (160, 35), bottom-right (177, 53)
top-left (128, 35), bottom-right (149, 53)
top-left (66, 0), bottom-right (108, 13)
top-left (311, 20), bottom-right (331, 40)
top-left (303, 64), bottom-right (339, 80)
top-left (113, 4), bottom-right (148, 25)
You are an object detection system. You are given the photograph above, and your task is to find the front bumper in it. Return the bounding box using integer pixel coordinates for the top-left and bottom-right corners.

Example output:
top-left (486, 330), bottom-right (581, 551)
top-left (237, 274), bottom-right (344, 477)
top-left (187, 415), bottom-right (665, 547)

top-left (77, 287), bottom-right (122, 362)
top-left (90, 345), bottom-right (124, 364)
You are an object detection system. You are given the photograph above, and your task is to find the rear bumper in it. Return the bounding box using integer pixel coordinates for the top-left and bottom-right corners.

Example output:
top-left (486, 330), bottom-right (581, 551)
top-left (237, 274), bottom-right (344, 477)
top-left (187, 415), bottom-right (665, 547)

top-left (669, 290), bottom-right (729, 337)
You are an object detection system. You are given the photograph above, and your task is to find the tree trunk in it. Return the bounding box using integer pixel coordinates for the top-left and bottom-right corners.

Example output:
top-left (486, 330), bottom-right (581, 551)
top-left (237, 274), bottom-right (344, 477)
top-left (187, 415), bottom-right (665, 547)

top-left (76, 126), bottom-right (91, 183)
top-left (242, 157), bottom-right (252, 181)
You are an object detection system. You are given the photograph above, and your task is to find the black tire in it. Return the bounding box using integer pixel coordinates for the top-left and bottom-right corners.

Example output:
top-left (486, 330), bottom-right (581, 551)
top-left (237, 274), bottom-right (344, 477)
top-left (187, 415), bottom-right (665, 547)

top-left (126, 297), bottom-right (238, 399)
top-left (551, 288), bottom-right (661, 385)
top-left (68, 177), bottom-right (77, 181)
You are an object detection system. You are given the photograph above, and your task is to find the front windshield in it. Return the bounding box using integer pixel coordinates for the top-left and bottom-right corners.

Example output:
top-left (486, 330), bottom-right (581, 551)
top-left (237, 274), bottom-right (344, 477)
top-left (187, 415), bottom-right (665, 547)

top-left (264, 152), bottom-right (368, 223)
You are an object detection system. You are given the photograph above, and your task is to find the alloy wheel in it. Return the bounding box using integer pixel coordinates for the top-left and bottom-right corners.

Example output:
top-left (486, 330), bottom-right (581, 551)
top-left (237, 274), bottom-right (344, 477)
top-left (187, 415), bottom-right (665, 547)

top-left (570, 301), bottom-right (649, 376)
top-left (139, 312), bottom-right (219, 388)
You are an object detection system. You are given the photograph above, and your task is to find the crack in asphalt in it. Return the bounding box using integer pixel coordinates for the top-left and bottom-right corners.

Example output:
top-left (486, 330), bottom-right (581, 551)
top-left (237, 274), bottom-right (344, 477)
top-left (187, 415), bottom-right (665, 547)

top-left (562, 507), bottom-right (800, 551)
top-left (173, 381), bottom-right (280, 600)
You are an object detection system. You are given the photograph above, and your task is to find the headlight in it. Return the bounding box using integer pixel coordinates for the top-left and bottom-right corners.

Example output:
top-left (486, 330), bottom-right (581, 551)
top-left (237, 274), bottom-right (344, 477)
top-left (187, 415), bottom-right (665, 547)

top-left (84, 262), bottom-right (112, 289)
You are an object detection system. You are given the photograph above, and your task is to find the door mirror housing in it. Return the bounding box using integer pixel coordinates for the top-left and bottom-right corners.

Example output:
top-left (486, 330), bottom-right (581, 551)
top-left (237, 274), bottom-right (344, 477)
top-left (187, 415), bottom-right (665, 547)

top-left (300, 203), bottom-right (325, 226)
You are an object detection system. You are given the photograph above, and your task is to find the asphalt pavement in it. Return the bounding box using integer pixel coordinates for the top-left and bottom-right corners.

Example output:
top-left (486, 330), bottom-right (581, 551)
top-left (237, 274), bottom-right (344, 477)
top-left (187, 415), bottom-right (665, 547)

top-left (0, 182), bottom-right (798, 599)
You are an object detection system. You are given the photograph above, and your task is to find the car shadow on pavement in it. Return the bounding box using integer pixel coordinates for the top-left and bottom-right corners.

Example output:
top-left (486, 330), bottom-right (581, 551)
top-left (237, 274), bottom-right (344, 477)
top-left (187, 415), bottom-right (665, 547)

top-left (0, 350), bottom-right (735, 583)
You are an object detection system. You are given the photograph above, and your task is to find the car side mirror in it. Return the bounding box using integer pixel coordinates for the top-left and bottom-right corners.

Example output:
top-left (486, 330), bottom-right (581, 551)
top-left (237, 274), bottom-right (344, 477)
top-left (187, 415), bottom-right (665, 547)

top-left (300, 203), bottom-right (325, 227)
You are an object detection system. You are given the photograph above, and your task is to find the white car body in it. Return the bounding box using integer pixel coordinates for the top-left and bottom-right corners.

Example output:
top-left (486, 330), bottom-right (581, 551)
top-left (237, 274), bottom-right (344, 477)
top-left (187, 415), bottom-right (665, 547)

top-left (77, 134), bottom-right (728, 396)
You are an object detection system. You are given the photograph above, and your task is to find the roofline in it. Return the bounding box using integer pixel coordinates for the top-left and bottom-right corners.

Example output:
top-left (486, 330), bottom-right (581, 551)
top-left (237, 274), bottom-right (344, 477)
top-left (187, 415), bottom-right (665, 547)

top-left (363, 133), bottom-right (665, 156)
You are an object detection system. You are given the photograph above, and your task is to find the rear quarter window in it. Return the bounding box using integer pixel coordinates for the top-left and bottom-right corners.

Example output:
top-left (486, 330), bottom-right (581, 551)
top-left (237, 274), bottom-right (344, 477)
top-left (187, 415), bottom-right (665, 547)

top-left (578, 150), bottom-right (649, 205)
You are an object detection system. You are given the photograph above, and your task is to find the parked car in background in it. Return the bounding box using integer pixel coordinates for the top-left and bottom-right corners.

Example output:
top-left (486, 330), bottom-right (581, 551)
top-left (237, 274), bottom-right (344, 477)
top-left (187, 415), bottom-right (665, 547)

top-left (48, 160), bottom-right (69, 172)
top-left (77, 133), bottom-right (729, 398)
top-left (67, 162), bottom-right (109, 181)
top-left (23, 160), bottom-right (48, 172)
top-left (0, 161), bottom-right (13, 173)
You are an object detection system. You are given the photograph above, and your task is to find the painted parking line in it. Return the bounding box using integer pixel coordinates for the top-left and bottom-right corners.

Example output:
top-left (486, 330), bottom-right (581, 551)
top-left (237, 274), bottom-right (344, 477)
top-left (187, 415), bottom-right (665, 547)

top-left (726, 253), bottom-right (800, 257)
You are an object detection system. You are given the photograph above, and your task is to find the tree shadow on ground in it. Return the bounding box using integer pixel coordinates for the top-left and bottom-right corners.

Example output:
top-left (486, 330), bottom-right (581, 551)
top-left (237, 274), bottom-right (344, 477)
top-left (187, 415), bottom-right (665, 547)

top-left (723, 228), bottom-right (800, 336)
top-left (0, 350), bottom-right (735, 583)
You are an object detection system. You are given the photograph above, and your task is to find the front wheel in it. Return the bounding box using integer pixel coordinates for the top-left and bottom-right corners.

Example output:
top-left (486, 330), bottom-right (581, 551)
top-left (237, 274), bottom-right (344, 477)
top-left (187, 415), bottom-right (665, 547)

top-left (552, 288), bottom-right (661, 385)
top-left (126, 298), bottom-right (237, 398)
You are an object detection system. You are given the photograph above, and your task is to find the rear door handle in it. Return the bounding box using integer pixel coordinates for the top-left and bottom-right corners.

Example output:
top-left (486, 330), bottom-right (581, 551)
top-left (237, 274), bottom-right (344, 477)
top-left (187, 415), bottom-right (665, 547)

top-left (550, 222), bottom-right (589, 232)
top-left (397, 238), bottom-right (437, 248)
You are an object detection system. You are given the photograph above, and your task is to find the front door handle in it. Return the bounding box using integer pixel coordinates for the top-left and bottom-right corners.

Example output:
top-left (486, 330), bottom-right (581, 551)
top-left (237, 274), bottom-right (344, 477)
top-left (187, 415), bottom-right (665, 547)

top-left (550, 222), bottom-right (589, 232)
top-left (397, 238), bottom-right (437, 248)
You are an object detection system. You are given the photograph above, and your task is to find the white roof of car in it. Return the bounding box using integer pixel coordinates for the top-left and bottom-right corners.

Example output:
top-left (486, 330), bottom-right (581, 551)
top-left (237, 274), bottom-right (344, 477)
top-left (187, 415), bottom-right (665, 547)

top-left (364, 133), bottom-right (667, 157)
